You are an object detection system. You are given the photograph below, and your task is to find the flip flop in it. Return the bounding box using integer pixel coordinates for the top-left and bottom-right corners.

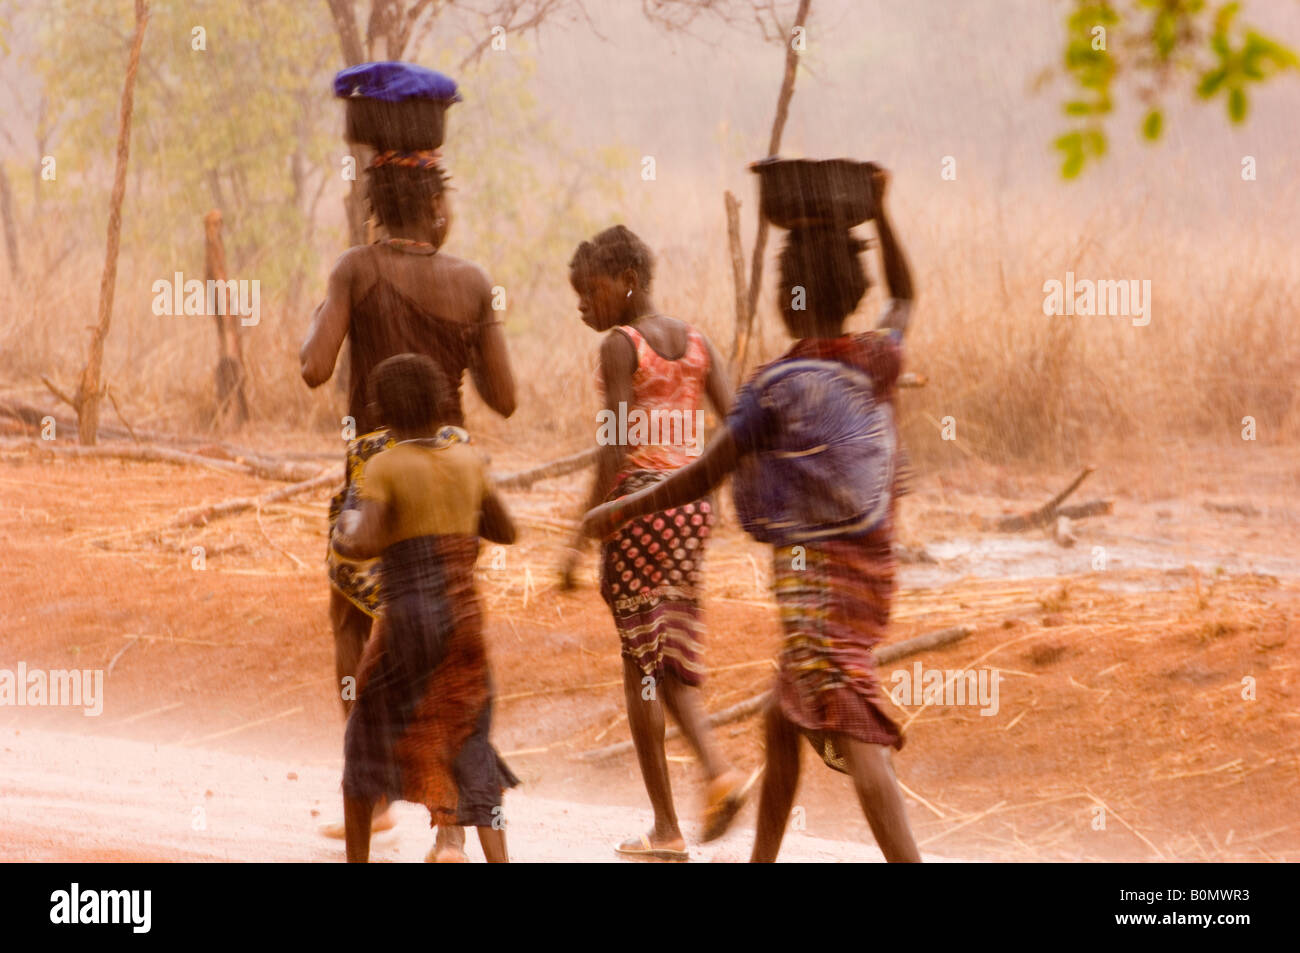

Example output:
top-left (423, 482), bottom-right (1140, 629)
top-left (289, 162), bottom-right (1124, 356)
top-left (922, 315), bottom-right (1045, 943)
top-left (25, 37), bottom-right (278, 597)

top-left (614, 833), bottom-right (689, 862)
top-left (700, 768), bottom-right (756, 843)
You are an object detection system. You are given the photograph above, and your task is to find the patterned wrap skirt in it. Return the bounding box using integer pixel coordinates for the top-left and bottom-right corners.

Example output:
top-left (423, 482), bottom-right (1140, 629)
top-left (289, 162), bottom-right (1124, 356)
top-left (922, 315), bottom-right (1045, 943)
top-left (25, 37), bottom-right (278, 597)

top-left (599, 469), bottom-right (713, 687)
top-left (342, 533), bottom-right (518, 827)
top-left (770, 529), bottom-right (904, 773)
top-left (327, 430), bottom-right (394, 618)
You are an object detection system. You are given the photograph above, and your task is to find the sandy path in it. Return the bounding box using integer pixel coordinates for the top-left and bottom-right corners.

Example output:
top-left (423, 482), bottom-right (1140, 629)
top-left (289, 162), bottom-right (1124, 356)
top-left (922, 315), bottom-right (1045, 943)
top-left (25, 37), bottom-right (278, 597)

top-left (0, 728), bottom-right (960, 863)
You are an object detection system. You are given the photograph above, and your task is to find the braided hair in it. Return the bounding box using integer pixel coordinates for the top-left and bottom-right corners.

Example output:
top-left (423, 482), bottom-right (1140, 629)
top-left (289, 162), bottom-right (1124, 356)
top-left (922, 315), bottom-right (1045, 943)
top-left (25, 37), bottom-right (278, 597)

top-left (568, 225), bottom-right (654, 291)
top-left (777, 226), bottom-right (871, 337)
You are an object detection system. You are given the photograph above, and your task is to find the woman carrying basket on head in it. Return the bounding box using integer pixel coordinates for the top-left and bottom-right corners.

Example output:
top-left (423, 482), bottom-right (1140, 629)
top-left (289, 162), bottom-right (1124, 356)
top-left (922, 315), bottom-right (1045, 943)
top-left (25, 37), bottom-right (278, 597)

top-left (301, 62), bottom-right (516, 860)
top-left (582, 163), bottom-right (922, 863)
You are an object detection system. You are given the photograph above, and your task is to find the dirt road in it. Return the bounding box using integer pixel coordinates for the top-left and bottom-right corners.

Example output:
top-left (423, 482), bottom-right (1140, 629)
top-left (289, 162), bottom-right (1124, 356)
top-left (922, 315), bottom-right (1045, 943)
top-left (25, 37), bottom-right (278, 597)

top-left (1, 728), bottom-right (962, 863)
top-left (2, 441), bottom-right (1298, 862)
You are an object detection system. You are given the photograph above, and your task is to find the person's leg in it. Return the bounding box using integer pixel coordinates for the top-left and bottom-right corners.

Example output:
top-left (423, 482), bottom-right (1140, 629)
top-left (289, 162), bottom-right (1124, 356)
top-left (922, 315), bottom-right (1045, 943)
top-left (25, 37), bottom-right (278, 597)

top-left (475, 826), bottom-right (509, 863)
top-left (658, 673), bottom-right (728, 781)
top-left (324, 592), bottom-right (392, 836)
top-left (343, 795), bottom-right (374, 863)
top-left (425, 824), bottom-right (467, 862)
top-left (329, 588), bottom-right (371, 718)
top-left (437, 824), bottom-right (466, 851)
top-left (621, 656), bottom-right (683, 849)
top-left (660, 671), bottom-right (749, 842)
top-left (838, 737), bottom-right (922, 863)
top-left (751, 702), bottom-right (802, 862)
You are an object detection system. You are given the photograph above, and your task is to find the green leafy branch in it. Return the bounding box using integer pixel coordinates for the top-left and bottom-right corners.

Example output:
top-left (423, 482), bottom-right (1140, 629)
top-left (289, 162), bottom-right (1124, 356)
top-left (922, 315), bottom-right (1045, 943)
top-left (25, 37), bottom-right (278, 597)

top-left (1056, 0), bottom-right (1298, 178)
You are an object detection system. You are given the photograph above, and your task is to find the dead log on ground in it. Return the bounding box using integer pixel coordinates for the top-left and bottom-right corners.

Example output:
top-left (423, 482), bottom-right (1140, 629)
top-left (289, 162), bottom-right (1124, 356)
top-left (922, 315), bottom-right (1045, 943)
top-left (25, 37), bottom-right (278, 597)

top-left (493, 448), bottom-right (597, 491)
top-left (1055, 499), bottom-right (1113, 520)
top-left (1202, 500), bottom-right (1261, 518)
top-left (4, 439), bottom-right (324, 482)
top-left (988, 466), bottom-right (1097, 532)
top-left (169, 468), bottom-right (341, 529)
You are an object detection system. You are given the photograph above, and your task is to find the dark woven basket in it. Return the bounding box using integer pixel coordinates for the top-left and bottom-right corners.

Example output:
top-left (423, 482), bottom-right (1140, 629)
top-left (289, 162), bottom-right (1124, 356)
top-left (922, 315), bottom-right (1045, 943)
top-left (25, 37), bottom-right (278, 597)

top-left (750, 158), bottom-right (878, 229)
top-left (344, 97), bottom-right (450, 151)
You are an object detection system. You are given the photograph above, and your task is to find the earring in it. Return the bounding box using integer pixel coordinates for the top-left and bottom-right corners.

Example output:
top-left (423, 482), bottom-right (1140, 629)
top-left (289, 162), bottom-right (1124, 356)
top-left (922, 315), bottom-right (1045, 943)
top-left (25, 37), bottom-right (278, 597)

top-left (626, 289), bottom-right (633, 298)
top-left (435, 217), bottom-right (446, 228)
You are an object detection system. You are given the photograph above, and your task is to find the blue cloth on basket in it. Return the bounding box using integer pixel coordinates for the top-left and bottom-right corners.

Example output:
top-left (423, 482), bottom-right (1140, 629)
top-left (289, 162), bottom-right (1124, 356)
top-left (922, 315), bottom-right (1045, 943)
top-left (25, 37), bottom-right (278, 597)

top-left (727, 358), bottom-right (895, 546)
top-left (333, 61), bottom-right (462, 103)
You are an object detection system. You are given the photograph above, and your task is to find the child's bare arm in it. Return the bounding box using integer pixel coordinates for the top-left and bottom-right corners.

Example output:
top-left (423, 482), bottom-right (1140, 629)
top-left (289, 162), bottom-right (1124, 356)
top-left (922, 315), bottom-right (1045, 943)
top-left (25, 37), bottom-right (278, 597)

top-left (300, 251), bottom-right (356, 387)
top-left (332, 499), bottom-right (386, 559)
top-left (581, 427), bottom-right (740, 539)
top-left (479, 486), bottom-right (517, 545)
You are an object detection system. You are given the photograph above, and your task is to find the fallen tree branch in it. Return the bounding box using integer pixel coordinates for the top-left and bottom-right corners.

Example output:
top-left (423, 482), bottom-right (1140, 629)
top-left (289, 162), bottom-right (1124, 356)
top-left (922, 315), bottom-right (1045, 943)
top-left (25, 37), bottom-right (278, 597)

top-left (2, 398), bottom-right (194, 446)
top-left (105, 386), bottom-right (141, 443)
top-left (4, 439), bottom-right (324, 482)
top-left (4, 401), bottom-right (600, 491)
top-left (989, 466), bottom-right (1096, 532)
top-left (493, 447), bottom-right (597, 491)
top-left (1202, 499), bottom-right (1260, 518)
top-left (875, 625), bottom-right (975, 663)
top-left (577, 624), bottom-right (973, 761)
top-left (168, 468), bottom-right (341, 529)
top-left (40, 376), bottom-right (78, 410)
top-left (1055, 499), bottom-right (1112, 521)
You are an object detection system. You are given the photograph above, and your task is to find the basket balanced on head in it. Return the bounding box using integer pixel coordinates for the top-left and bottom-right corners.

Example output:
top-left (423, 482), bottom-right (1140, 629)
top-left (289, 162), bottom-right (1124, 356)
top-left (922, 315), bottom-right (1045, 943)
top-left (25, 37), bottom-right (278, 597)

top-left (333, 61), bottom-right (462, 151)
top-left (749, 157), bottom-right (880, 230)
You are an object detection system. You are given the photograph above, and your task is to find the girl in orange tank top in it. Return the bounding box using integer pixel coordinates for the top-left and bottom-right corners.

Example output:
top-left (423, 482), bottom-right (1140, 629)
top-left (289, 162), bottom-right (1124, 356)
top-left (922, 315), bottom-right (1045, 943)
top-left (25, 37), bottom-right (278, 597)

top-left (562, 225), bottom-right (750, 860)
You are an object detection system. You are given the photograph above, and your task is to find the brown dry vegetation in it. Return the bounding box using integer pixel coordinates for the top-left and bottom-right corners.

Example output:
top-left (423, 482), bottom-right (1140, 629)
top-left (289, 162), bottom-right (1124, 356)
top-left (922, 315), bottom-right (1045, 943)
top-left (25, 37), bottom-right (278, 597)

top-left (2, 0), bottom-right (1298, 862)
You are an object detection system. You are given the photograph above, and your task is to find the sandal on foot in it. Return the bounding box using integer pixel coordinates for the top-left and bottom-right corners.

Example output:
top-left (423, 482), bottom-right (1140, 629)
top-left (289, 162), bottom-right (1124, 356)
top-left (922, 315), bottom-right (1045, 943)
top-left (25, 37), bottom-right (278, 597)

top-left (614, 833), bottom-right (689, 862)
top-left (700, 769), bottom-right (752, 843)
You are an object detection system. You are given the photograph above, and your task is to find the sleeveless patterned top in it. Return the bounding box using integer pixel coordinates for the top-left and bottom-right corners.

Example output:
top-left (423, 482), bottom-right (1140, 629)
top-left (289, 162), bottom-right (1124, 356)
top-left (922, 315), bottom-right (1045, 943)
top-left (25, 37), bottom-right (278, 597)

top-left (597, 323), bottom-right (711, 480)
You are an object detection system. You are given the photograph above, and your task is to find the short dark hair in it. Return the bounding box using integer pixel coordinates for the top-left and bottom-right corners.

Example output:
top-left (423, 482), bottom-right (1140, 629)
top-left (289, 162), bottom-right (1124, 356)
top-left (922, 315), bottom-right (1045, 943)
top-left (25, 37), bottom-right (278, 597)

top-left (365, 163), bottom-right (445, 231)
top-left (568, 225), bottom-right (654, 291)
top-left (369, 353), bottom-right (452, 431)
top-left (777, 226), bottom-right (871, 336)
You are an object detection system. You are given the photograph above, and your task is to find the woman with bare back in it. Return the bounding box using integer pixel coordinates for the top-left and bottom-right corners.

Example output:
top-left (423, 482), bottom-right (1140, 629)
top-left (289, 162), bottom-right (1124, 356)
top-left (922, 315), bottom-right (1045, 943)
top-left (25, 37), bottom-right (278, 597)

top-left (299, 64), bottom-right (516, 861)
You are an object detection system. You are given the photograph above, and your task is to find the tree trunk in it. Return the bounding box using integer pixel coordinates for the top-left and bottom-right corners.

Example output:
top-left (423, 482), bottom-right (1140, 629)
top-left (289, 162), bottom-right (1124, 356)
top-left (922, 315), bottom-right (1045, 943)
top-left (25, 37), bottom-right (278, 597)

top-left (732, 0), bottom-right (812, 375)
top-left (205, 209), bottom-right (249, 428)
top-left (724, 190), bottom-right (746, 357)
top-left (74, 0), bottom-right (149, 446)
top-left (0, 164), bottom-right (21, 281)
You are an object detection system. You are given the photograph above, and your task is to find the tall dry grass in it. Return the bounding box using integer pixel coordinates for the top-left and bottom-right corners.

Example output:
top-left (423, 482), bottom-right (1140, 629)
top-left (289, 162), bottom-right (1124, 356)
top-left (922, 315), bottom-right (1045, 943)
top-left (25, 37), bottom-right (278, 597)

top-left (5, 178), bottom-right (1298, 472)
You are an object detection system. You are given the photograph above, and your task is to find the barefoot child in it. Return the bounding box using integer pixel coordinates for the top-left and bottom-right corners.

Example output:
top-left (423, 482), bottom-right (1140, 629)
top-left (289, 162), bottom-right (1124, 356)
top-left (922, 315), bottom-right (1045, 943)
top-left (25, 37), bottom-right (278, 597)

top-left (562, 225), bottom-right (748, 859)
top-left (302, 62), bottom-right (515, 853)
top-left (333, 353), bottom-right (518, 863)
top-left (581, 167), bottom-right (922, 862)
